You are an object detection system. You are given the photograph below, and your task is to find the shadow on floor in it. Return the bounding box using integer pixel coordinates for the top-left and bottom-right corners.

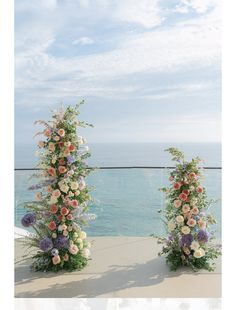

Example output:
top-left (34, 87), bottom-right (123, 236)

top-left (15, 256), bottom-right (205, 298)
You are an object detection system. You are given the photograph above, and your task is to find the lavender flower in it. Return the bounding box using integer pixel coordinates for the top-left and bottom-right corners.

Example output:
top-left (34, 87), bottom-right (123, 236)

top-left (197, 230), bottom-right (209, 243)
top-left (21, 213), bottom-right (36, 227)
top-left (51, 248), bottom-right (59, 256)
top-left (67, 155), bottom-right (75, 164)
top-left (54, 235), bottom-right (69, 249)
top-left (39, 238), bottom-right (53, 252)
top-left (180, 234), bottom-right (193, 247)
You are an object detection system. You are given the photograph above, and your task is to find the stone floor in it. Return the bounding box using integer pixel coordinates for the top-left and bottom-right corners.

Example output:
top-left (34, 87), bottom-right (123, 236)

top-left (15, 237), bottom-right (221, 298)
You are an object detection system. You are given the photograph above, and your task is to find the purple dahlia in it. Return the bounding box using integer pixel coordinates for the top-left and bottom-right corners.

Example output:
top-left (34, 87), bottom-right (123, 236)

top-left (54, 235), bottom-right (69, 249)
top-left (39, 237), bottom-right (53, 252)
top-left (21, 213), bottom-right (36, 227)
top-left (180, 234), bottom-right (193, 247)
top-left (197, 230), bottom-right (209, 243)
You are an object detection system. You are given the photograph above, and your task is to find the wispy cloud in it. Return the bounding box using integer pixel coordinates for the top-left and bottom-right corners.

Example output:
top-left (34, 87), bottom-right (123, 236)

top-left (15, 0), bottom-right (221, 143)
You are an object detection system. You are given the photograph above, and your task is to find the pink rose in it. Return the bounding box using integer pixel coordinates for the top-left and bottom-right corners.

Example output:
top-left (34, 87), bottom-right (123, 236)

top-left (187, 218), bottom-right (196, 227)
top-left (173, 182), bottom-right (181, 190)
top-left (174, 200), bottom-right (182, 208)
top-left (196, 186), bottom-right (203, 193)
top-left (191, 206), bottom-right (199, 215)
top-left (61, 207), bottom-right (69, 216)
top-left (70, 199), bottom-right (79, 208)
top-left (69, 244), bottom-right (79, 255)
top-left (179, 192), bottom-right (188, 201)
top-left (52, 189), bottom-right (61, 198)
top-left (52, 255), bottom-right (61, 265)
top-left (58, 166), bottom-right (67, 174)
top-left (58, 128), bottom-right (65, 137)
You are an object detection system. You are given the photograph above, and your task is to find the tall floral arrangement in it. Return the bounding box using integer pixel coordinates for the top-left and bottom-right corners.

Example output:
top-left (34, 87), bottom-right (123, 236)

top-left (21, 101), bottom-right (95, 272)
top-left (154, 148), bottom-right (221, 271)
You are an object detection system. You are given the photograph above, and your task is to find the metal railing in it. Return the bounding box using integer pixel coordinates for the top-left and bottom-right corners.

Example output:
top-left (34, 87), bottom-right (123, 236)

top-left (14, 166), bottom-right (222, 170)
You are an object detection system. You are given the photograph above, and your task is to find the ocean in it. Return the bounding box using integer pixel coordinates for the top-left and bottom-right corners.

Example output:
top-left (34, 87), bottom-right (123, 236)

top-left (15, 143), bottom-right (221, 237)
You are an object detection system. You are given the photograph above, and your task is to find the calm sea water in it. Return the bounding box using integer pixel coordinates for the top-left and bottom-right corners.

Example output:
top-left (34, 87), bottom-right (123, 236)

top-left (15, 143), bottom-right (221, 237)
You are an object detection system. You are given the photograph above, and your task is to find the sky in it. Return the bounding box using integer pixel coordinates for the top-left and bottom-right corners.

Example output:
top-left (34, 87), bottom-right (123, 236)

top-left (15, 0), bottom-right (221, 144)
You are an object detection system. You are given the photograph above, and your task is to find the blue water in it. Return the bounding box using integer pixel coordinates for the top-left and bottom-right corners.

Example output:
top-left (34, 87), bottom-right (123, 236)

top-left (15, 143), bottom-right (221, 237)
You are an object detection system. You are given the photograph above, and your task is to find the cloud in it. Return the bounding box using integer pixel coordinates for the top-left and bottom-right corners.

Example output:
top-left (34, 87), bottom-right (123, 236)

top-left (72, 37), bottom-right (94, 45)
top-left (176, 0), bottom-right (220, 14)
top-left (40, 0), bottom-right (58, 9)
top-left (113, 0), bottom-right (163, 28)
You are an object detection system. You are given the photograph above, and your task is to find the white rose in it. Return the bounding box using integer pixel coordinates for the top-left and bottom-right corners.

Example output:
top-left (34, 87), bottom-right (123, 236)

top-left (80, 231), bottom-right (87, 239)
top-left (60, 184), bottom-right (69, 194)
top-left (70, 182), bottom-right (79, 190)
top-left (181, 226), bottom-right (191, 235)
top-left (167, 221), bottom-right (176, 232)
top-left (190, 241), bottom-right (200, 251)
top-left (176, 215), bottom-right (184, 223)
top-left (58, 225), bottom-right (63, 232)
top-left (193, 248), bottom-right (205, 258)
top-left (82, 248), bottom-right (90, 259)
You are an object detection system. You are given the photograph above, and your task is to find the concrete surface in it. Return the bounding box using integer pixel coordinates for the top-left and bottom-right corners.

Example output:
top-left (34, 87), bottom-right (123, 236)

top-left (15, 237), bottom-right (221, 298)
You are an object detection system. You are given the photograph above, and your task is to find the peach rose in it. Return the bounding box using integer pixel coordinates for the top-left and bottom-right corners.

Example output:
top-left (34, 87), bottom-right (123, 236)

top-left (174, 199), bottom-right (182, 208)
top-left (173, 182), bottom-right (181, 190)
top-left (48, 142), bottom-right (55, 152)
top-left (50, 204), bottom-right (58, 214)
top-left (58, 166), bottom-right (67, 174)
top-left (67, 214), bottom-right (73, 220)
top-left (48, 221), bottom-right (57, 231)
top-left (182, 204), bottom-right (190, 213)
top-left (196, 186), bottom-right (203, 193)
top-left (187, 218), bottom-right (197, 227)
top-left (52, 255), bottom-right (61, 265)
top-left (63, 148), bottom-right (71, 157)
top-left (58, 128), bottom-right (65, 137)
top-left (47, 167), bottom-right (56, 177)
top-left (52, 189), bottom-right (61, 198)
top-left (169, 176), bottom-right (174, 181)
top-left (69, 144), bottom-right (76, 152)
top-left (69, 199), bottom-right (79, 208)
top-left (69, 244), bottom-right (79, 255)
top-left (59, 158), bottom-right (65, 165)
top-left (191, 206), bottom-right (199, 215)
top-left (61, 207), bottom-right (69, 216)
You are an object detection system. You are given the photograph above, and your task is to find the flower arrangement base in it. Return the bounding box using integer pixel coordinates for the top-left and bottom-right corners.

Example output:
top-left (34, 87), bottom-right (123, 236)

top-left (153, 148), bottom-right (221, 272)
